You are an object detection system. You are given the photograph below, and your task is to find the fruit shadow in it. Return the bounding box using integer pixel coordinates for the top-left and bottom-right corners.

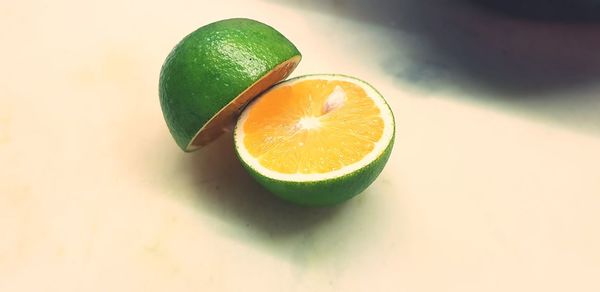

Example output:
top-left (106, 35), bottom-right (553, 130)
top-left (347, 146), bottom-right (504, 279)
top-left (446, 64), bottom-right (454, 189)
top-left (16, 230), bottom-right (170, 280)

top-left (271, 0), bottom-right (600, 135)
top-left (183, 132), bottom-right (345, 239)
top-left (180, 132), bottom-right (393, 265)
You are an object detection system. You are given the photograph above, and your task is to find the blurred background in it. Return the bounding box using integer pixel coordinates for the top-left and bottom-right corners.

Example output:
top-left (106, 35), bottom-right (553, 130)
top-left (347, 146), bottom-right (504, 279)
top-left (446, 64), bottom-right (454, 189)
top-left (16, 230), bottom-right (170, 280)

top-left (270, 0), bottom-right (600, 134)
top-left (1, 0), bottom-right (600, 291)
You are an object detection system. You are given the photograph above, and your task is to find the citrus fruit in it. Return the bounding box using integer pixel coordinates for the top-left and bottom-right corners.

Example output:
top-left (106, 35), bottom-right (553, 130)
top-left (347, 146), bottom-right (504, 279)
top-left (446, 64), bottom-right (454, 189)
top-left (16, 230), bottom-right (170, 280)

top-left (159, 18), bottom-right (301, 151)
top-left (234, 75), bottom-right (395, 206)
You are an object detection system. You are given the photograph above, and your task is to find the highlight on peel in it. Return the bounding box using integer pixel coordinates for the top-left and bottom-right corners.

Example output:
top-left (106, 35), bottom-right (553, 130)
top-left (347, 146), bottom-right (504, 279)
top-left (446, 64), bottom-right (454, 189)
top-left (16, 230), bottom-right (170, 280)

top-left (234, 74), bottom-right (394, 206)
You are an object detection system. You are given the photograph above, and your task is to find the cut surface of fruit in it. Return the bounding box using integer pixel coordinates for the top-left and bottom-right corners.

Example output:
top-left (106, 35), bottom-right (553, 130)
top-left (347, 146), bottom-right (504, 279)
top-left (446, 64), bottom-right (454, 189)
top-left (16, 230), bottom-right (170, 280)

top-left (234, 74), bottom-right (394, 205)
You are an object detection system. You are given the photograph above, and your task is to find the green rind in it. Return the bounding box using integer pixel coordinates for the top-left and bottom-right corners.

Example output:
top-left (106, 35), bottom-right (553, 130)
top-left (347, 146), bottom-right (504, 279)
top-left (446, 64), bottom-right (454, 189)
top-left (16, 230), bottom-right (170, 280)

top-left (159, 18), bottom-right (301, 151)
top-left (234, 75), bottom-right (396, 206)
top-left (237, 135), bottom-right (394, 206)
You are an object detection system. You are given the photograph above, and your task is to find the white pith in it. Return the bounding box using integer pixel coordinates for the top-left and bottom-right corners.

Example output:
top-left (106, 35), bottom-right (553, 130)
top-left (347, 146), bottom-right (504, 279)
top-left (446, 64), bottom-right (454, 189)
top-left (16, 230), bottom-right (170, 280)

top-left (297, 116), bottom-right (321, 130)
top-left (235, 75), bottom-right (395, 182)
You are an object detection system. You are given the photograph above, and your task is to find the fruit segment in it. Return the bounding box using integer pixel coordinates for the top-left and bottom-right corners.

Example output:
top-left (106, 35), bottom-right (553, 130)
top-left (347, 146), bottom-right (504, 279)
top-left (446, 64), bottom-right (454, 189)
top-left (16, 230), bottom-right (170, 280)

top-left (242, 79), bottom-right (384, 174)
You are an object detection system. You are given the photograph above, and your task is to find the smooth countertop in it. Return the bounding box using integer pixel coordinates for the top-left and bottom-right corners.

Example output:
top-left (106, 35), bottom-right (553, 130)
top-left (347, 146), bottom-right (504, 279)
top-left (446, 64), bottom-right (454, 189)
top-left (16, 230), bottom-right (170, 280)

top-left (2, 0), bottom-right (600, 291)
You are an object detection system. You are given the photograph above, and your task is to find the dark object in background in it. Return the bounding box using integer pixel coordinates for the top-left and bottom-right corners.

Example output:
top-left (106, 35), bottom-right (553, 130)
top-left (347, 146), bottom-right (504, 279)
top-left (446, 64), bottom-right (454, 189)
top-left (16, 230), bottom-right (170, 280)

top-left (474, 0), bottom-right (600, 22)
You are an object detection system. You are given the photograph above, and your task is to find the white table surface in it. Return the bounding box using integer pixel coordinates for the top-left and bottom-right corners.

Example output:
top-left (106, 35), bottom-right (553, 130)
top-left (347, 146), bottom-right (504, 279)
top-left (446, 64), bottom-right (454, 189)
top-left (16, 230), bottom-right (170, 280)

top-left (2, 0), bottom-right (600, 291)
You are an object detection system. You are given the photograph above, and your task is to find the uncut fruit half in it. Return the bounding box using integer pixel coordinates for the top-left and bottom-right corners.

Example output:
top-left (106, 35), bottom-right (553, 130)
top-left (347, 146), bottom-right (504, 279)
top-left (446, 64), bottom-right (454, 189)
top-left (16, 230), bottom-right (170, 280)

top-left (234, 75), bottom-right (395, 206)
top-left (159, 18), bottom-right (301, 151)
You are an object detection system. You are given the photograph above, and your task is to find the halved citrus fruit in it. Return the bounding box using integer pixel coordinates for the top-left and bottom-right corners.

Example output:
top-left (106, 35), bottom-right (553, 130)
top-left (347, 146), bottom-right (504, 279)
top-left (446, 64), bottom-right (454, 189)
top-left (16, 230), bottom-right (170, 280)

top-left (234, 75), bottom-right (395, 206)
top-left (159, 18), bottom-right (301, 151)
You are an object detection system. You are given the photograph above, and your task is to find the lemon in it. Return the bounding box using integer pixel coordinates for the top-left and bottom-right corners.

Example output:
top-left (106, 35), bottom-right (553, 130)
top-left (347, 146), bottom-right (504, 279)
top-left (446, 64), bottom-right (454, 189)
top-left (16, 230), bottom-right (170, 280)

top-left (234, 75), bottom-right (395, 206)
top-left (159, 18), bottom-right (301, 151)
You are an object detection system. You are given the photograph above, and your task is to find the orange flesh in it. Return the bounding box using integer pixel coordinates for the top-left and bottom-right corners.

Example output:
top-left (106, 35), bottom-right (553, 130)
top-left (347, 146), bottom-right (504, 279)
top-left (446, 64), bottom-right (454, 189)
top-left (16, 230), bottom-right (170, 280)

top-left (242, 79), bottom-right (384, 174)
